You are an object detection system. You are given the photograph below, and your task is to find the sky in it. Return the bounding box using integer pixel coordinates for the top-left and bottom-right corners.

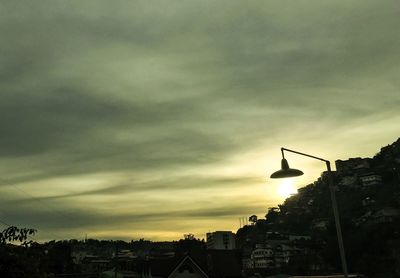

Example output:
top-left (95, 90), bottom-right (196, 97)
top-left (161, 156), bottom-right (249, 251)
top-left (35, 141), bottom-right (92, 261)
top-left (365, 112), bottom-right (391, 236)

top-left (0, 0), bottom-right (400, 242)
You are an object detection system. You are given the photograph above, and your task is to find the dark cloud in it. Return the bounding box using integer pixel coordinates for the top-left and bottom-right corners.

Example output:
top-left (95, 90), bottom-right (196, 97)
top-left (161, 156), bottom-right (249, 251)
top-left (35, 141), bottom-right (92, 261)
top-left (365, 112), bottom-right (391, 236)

top-left (0, 198), bottom-right (261, 231)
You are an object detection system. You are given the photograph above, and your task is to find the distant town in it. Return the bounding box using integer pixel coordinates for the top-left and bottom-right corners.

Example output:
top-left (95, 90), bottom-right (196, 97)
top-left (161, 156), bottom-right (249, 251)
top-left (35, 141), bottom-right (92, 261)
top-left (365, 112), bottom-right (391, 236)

top-left (1, 138), bottom-right (400, 278)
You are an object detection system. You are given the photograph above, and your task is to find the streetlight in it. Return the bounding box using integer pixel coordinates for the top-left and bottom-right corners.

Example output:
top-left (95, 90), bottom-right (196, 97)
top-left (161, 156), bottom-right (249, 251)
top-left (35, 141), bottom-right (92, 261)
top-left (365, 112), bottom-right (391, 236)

top-left (270, 147), bottom-right (349, 278)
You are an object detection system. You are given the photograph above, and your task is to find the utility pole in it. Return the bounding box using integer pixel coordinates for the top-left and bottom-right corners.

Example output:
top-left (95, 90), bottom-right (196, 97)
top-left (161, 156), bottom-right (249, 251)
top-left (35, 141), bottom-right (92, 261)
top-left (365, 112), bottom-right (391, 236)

top-left (114, 242), bottom-right (118, 278)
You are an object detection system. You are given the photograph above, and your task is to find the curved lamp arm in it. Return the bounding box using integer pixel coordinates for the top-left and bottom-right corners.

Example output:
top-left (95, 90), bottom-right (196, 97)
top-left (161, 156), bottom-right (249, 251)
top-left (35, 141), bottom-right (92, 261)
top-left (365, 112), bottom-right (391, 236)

top-left (281, 147), bottom-right (329, 163)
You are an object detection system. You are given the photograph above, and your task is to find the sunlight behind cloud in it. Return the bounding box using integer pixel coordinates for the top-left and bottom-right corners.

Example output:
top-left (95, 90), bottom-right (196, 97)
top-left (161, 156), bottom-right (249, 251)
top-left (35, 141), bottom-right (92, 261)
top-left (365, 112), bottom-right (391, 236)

top-left (277, 179), bottom-right (298, 199)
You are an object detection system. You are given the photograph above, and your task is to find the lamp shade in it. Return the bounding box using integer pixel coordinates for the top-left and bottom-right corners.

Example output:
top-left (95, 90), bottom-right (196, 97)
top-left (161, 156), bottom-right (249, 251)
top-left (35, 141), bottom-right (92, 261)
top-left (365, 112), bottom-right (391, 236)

top-left (270, 158), bottom-right (304, 179)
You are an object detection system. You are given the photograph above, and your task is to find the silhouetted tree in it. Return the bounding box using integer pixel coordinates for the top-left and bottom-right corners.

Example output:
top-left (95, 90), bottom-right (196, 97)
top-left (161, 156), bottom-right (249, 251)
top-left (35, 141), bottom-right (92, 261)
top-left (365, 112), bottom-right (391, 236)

top-left (0, 226), bottom-right (46, 277)
top-left (175, 235), bottom-right (206, 256)
top-left (0, 226), bottom-right (36, 246)
top-left (249, 215), bottom-right (258, 225)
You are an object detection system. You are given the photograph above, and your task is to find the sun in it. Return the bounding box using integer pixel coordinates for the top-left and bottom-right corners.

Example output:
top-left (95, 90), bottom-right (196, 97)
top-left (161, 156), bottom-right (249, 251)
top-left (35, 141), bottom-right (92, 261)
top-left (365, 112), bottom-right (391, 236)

top-left (277, 179), bottom-right (297, 198)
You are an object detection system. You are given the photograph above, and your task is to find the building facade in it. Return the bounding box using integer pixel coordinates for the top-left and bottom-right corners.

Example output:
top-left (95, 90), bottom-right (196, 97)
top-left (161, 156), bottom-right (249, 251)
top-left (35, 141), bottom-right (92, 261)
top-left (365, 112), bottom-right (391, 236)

top-left (206, 231), bottom-right (236, 250)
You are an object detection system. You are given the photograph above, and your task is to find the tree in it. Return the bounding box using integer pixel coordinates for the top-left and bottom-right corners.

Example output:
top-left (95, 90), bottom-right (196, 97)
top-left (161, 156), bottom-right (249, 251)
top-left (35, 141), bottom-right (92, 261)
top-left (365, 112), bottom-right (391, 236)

top-left (0, 226), bottom-right (46, 278)
top-left (184, 233), bottom-right (196, 240)
top-left (175, 234), bottom-right (206, 256)
top-left (265, 207), bottom-right (280, 224)
top-left (249, 215), bottom-right (258, 225)
top-left (0, 226), bottom-right (36, 247)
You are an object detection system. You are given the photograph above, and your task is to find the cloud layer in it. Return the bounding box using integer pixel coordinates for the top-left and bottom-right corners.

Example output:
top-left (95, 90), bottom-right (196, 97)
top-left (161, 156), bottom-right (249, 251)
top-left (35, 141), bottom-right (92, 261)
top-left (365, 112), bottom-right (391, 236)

top-left (0, 0), bottom-right (399, 241)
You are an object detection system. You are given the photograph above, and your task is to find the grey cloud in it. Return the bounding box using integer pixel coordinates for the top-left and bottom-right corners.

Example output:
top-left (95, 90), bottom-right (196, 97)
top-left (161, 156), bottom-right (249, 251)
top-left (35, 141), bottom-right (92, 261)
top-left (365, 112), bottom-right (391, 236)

top-left (7, 175), bottom-right (262, 203)
top-left (0, 200), bottom-right (261, 231)
top-left (0, 88), bottom-right (128, 156)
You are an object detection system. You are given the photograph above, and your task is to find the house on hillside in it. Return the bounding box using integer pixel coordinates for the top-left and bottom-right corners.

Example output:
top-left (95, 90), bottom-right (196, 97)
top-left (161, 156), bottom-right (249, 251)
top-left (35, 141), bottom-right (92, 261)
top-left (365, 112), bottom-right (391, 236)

top-left (288, 235), bottom-right (311, 241)
top-left (359, 173), bottom-right (383, 187)
top-left (250, 244), bottom-right (274, 269)
top-left (361, 197), bottom-right (375, 208)
top-left (355, 208), bottom-right (400, 227)
top-left (243, 243), bottom-right (299, 272)
top-left (338, 175), bottom-right (359, 188)
top-left (311, 219), bottom-right (329, 231)
top-left (368, 208), bottom-right (400, 225)
top-left (335, 158), bottom-right (371, 175)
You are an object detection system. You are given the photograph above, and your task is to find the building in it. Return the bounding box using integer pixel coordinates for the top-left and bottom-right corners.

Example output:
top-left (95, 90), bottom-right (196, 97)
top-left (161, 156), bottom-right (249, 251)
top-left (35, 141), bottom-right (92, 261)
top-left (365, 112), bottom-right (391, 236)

top-left (355, 208), bottom-right (400, 227)
top-left (338, 175), bottom-right (358, 188)
top-left (312, 219), bottom-right (329, 231)
top-left (359, 173), bottom-right (383, 187)
top-left (206, 231), bottom-right (236, 250)
top-left (168, 256), bottom-right (209, 278)
top-left (362, 197), bottom-right (375, 207)
top-left (243, 243), bottom-right (298, 272)
top-left (335, 158), bottom-right (371, 175)
top-left (102, 255), bottom-right (210, 278)
top-left (251, 245), bottom-right (274, 269)
top-left (369, 208), bottom-right (400, 225)
top-left (288, 235), bottom-right (311, 241)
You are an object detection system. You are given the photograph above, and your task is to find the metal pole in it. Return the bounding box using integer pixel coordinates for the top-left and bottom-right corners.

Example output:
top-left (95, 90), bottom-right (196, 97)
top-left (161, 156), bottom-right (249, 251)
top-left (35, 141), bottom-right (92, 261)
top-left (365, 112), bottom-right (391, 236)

top-left (326, 161), bottom-right (348, 278)
top-left (115, 243), bottom-right (118, 278)
top-left (280, 148), bottom-right (349, 277)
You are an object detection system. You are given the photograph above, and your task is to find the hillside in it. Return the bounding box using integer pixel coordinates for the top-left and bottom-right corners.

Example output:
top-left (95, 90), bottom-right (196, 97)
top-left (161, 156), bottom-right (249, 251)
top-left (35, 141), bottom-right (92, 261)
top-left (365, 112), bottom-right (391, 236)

top-left (237, 138), bottom-right (400, 277)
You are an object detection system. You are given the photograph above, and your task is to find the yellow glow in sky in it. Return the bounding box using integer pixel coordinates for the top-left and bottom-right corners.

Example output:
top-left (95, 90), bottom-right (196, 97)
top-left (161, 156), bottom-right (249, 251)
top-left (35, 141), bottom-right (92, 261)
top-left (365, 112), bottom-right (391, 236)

top-left (277, 179), bottom-right (298, 199)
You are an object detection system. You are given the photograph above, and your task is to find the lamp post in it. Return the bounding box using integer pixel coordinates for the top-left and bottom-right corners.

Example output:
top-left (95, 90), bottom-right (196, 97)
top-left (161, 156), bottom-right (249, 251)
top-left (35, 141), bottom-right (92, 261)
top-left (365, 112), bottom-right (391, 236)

top-left (270, 147), bottom-right (349, 278)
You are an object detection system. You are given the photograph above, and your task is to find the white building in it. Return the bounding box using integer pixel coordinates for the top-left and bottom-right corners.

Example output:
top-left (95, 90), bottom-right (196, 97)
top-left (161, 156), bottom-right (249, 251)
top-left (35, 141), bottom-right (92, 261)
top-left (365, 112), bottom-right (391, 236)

top-left (251, 245), bottom-right (274, 269)
top-left (243, 243), bottom-right (298, 271)
top-left (206, 231), bottom-right (236, 250)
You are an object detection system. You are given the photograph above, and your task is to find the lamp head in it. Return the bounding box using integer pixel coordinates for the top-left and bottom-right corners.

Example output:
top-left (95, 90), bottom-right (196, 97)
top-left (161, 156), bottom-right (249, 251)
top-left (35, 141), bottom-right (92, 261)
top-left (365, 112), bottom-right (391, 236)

top-left (270, 158), bottom-right (304, 179)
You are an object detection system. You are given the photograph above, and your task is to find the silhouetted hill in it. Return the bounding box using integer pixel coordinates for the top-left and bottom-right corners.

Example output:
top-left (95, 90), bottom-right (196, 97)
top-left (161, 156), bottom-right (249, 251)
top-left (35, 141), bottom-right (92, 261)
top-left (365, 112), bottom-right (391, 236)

top-left (237, 137), bottom-right (400, 277)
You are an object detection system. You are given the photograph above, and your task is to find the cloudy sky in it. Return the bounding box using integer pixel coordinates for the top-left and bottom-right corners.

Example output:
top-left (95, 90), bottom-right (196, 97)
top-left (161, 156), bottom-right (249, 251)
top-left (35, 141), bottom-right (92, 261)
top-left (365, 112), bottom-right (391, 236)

top-left (0, 0), bottom-right (399, 241)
